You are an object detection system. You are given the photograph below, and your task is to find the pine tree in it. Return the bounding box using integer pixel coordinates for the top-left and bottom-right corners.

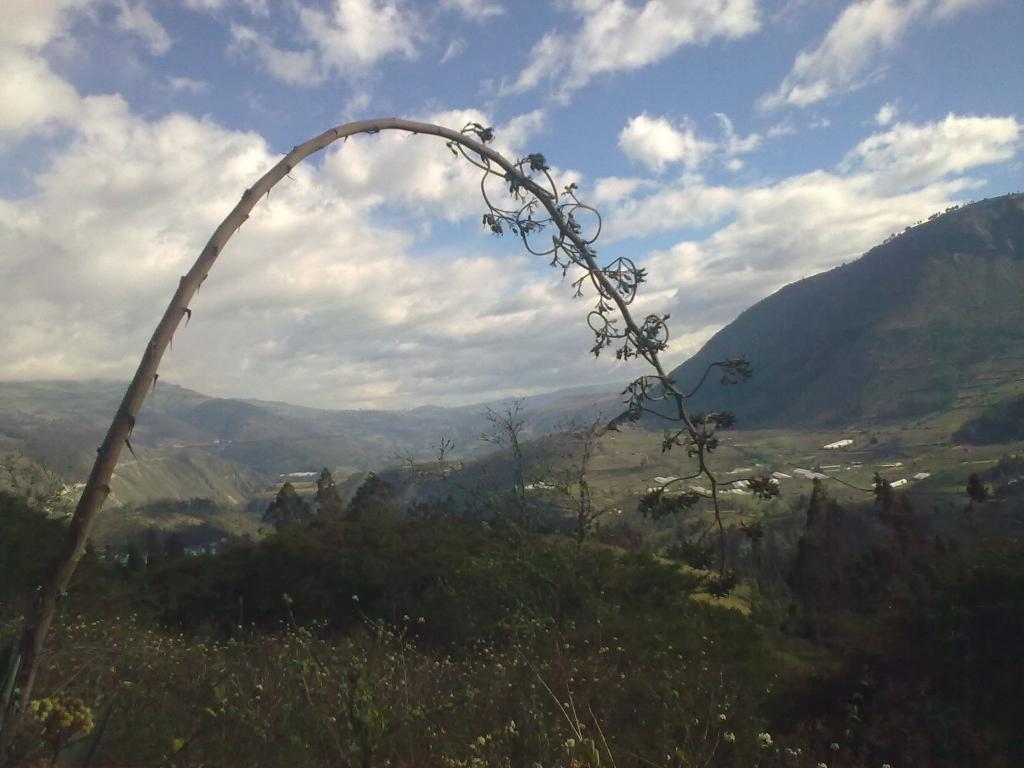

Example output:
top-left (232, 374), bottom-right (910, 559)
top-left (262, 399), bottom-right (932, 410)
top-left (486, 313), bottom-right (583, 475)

top-left (262, 481), bottom-right (312, 531)
top-left (786, 480), bottom-right (845, 641)
top-left (314, 468), bottom-right (344, 520)
top-left (348, 473), bottom-right (397, 520)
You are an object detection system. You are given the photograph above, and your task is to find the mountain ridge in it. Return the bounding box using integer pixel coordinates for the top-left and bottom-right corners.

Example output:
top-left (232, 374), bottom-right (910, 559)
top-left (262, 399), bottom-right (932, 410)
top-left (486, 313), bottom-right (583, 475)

top-left (669, 193), bottom-right (1024, 427)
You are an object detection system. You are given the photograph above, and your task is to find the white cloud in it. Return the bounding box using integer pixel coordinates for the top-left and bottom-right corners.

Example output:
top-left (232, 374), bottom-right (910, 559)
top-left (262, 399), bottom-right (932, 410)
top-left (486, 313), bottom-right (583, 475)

top-left (618, 112), bottom-right (763, 176)
top-left (442, 0), bottom-right (504, 20)
top-left (508, 0), bottom-right (760, 99)
top-left (715, 112), bottom-right (762, 157)
top-left (1, 0), bottom-right (95, 49)
top-left (760, 0), bottom-right (994, 110)
top-left (184, 0), bottom-right (269, 13)
top-left (0, 100), bottom-right (621, 408)
top-left (932, 0), bottom-right (996, 17)
top-left (0, 1), bottom-right (90, 141)
top-left (229, 0), bottom-right (422, 84)
top-left (620, 113), bottom-right (1020, 364)
top-left (600, 176), bottom-right (740, 240)
top-left (618, 115), bottom-right (703, 173)
top-left (323, 108), bottom-right (550, 222)
top-left (230, 23), bottom-right (322, 86)
top-left (875, 101), bottom-right (898, 125)
top-left (0, 49), bottom-right (81, 139)
top-left (842, 113), bottom-right (1021, 191)
top-left (642, 170), bottom-right (978, 363)
top-left (167, 76), bottom-right (209, 94)
top-left (115, 1), bottom-right (172, 55)
top-left (440, 38), bottom-right (465, 64)
top-left (761, 0), bottom-right (922, 110)
top-left (298, 0), bottom-right (420, 72)
top-left (619, 114), bottom-right (715, 173)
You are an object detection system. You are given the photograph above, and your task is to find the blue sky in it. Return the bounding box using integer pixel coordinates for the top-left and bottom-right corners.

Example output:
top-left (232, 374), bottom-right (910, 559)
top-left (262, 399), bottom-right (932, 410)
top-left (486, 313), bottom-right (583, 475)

top-left (1, 0), bottom-right (1021, 409)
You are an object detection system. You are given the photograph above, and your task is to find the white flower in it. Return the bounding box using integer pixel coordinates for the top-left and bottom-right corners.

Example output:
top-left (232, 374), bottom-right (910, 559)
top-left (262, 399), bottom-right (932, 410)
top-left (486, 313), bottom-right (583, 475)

top-left (758, 732), bottom-right (773, 748)
top-left (723, 731), bottom-right (736, 743)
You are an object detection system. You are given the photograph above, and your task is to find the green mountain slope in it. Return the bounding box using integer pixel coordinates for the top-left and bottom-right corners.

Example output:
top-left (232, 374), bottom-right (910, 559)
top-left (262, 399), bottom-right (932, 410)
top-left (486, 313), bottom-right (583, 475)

top-left (669, 194), bottom-right (1024, 427)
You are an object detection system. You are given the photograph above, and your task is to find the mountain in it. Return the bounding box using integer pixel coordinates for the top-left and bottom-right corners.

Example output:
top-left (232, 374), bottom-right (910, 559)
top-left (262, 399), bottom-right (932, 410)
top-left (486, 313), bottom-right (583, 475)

top-left (668, 194), bottom-right (1024, 428)
top-left (0, 379), bottom-right (618, 505)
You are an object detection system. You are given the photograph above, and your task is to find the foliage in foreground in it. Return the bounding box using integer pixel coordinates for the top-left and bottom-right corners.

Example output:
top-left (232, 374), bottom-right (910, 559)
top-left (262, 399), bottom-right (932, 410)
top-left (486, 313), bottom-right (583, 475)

top-left (3, 488), bottom-right (1024, 767)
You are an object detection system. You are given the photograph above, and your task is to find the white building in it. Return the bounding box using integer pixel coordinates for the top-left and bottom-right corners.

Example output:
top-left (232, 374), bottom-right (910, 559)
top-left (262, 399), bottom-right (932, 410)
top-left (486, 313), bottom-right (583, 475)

top-left (823, 439), bottom-right (854, 450)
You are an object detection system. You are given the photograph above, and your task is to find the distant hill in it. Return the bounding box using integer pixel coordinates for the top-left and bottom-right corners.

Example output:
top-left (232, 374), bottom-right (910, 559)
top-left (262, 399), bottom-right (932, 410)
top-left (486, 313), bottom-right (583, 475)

top-left (0, 379), bottom-right (617, 505)
top-left (669, 194), bottom-right (1024, 428)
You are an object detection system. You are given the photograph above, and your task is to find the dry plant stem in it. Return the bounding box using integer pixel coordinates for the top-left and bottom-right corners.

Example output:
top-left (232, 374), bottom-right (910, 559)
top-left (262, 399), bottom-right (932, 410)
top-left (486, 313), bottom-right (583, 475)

top-left (1, 117), bottom-right (707, 755)
top-left (0, 117), bottom-right (613, 753)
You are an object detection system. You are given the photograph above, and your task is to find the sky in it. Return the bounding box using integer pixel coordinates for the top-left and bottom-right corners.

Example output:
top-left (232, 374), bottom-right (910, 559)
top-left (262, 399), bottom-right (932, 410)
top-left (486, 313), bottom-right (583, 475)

top-left (0, 0), bottom-right (1021, 410)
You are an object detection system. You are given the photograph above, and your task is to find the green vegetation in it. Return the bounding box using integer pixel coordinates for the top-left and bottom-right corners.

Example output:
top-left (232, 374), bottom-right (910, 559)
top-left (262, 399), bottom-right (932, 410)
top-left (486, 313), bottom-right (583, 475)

top-left (3, 478), bottom-right (1023, 767)
top-left (954, 394), bottom-right (1024, 444)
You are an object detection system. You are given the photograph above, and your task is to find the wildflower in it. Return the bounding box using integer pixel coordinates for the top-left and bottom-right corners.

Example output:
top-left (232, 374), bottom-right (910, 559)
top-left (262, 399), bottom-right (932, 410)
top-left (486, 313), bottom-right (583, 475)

top-left (351, 594), bottom-right (359, 603)
top-left (718, 713), bottom-right (727, 721)
top-left (723, 731), bottom-right (736, 743)
top-left (758, 732), bottom-right (773, 748)
top-left (565, 737), bottom-right (576, 749)
top-left (476, 736), bottom-right (486, 747)
top-left (818, 764), bottom-right (829, 768)
top-left (418, 616), bottom-right (426, 624)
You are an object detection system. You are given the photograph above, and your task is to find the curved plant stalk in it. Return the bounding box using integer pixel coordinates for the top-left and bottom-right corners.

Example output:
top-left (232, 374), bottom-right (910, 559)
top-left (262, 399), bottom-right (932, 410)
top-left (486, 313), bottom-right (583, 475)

top-left (0, 116), bottom-right (739, 756)
top-left (0, 118), bottom-right (518, 754)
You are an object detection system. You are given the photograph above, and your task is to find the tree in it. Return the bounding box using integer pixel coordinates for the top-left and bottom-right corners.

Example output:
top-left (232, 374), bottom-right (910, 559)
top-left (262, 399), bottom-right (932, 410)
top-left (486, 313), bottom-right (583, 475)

top-left (481, 399), bottom-right (529, 528)
top-left (553, 417), bottom-right (604, 548)
top-left (873, 471), bottom-right (895, 513)
top-left (347, 473), bottom-right (397, 520)
top-left (966, 472), bottom-right (988, 512)
top-left (786, 480), bottom-right (846, 641)
top-left (314, 468), bottom-right (344, 520)
top-left (262, 482), bottom-right (312, 531)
